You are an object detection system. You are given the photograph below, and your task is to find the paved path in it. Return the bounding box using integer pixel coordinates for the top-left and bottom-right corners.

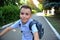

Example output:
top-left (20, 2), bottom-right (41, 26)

top-left (32, 14), bottom-right (58, 40)
top-left (0, 13), bottom-right (59, 40)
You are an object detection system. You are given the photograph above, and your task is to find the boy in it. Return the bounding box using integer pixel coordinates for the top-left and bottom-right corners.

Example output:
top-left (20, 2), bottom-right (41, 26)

top-left (0, 5), bottom-right (39, 40)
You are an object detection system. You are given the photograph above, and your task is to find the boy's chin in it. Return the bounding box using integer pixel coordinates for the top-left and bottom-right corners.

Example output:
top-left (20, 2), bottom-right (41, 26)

top-left (22, 21), bottom-right (27, 24)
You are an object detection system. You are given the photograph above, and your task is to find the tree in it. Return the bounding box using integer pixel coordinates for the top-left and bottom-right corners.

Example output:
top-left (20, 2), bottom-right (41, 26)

top-left (43, 0), bottom-right (60, 16)
top-left (0, 0), bottom-right (21, 7)
top-left (43, 0), bottom-right (60, 9)
top-left (0, 0), bottom-right (4, 7)
top-left (27, 0), bottom-right (36, 9)
top-left (38, 0), bottom-right (43, 3)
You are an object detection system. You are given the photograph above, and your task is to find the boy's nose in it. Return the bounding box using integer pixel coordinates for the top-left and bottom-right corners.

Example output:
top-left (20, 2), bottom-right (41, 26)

top-left (23, 14), bottom-right (26, 17)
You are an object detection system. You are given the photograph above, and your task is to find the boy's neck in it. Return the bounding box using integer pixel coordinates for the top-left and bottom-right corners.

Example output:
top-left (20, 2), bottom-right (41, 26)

top-left (22, 22), bottom-right (27, 25)
top-left (22, 20), bottom-right (28, 25)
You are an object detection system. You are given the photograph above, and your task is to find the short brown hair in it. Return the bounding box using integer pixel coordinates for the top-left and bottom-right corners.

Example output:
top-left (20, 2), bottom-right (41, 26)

top-left (20, 5), bottom-right (32, 13)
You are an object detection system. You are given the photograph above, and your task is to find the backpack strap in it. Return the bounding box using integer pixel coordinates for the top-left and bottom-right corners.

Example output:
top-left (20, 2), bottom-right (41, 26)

top-left (29, 19), bottom-right (37, 40)
top-left (29, 19), bottom-right (37, 31)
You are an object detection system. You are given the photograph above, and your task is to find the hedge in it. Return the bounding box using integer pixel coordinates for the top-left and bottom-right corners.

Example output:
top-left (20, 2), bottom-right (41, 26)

top-left (0, 5), bottom-right (20, 27)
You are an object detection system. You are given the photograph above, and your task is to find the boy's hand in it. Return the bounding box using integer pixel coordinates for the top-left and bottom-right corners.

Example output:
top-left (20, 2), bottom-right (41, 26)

top-left (0, 27), bottom-right (13, 37)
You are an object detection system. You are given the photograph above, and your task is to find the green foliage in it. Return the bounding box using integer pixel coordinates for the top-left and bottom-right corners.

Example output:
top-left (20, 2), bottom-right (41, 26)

top-left (54, 8), bottom-right (60, 17)
top-left (0, 5), bottom-right (20, 27)
top-left (43, 0), bottom-right (60, 10)
top-left (38, 3), bottom-right (43, 11)
top-left (0, 0), bottom-right (20, 7)
top-left (32, 7), bottom-right (43, 14)
top-left (32, 10), bottom-right (37, 14)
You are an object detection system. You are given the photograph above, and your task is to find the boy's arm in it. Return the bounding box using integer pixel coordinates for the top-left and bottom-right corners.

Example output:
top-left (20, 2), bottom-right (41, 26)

top-left (33, 32), bottom-right (39, 40)
top-left (32, 24), bottom-right (40, 40)
top-left (0, 27), bottom-right (13, 36)
top-left (0, 20), bottom-right (20, 37)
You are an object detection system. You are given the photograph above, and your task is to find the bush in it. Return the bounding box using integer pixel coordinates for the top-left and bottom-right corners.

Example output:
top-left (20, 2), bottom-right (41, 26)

top-left (32, 7), bottom-right (42, 14)
top-left (54, 7), bottom-right (60, 17)
top-left (55, 10), bottom-right (60, 16)
top-left (0, 7), bottom-right (4, 26)
top-left (32, 10), bottom-right (37, 14)
top-left (0, 5), bottom-right (20, 27)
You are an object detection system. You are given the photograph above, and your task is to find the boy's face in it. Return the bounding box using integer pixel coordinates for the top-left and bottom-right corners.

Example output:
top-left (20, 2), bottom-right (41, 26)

top-left (20, 8), bottom-right (31, 24)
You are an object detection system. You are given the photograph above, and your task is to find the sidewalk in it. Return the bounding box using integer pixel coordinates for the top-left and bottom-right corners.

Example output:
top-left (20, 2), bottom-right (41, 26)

top-left (0, 13), bottom-right (59, 40)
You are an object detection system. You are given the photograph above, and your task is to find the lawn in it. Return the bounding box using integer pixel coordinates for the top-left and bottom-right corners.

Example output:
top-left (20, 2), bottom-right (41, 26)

top-left (46, 16), bottom-right (60, 34)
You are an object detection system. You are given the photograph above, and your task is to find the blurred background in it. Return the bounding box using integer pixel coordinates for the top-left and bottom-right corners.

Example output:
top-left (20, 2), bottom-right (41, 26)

top-left (0, 0), bottom-right (60, 40)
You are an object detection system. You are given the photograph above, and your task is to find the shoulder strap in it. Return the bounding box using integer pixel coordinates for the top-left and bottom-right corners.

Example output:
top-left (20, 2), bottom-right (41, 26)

top-left (29, 19), bottom-right (37, 30)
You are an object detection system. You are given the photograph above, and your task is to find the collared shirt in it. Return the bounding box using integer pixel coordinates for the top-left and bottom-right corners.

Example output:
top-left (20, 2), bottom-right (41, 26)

top-left (10, 18), bottom-right (38, 40)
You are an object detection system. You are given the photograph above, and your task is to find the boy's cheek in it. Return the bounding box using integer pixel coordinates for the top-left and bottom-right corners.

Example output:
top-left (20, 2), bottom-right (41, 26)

top-left (20, 15), bottom-right (22, 18)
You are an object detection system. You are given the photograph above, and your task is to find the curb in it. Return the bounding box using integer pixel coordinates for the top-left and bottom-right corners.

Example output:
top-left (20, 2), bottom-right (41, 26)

top-left (2, 20), bottom-right (19, 29)
top-left (0, 23), bottom-right (13, 32)
top-left (2, 23), bottom-right (13, 29)
top-left (43, 16), bottom-right (60, 40)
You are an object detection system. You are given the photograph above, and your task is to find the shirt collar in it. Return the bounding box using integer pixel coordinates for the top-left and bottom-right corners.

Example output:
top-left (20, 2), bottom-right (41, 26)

top-left (20, 18), bottom-right (33, 26)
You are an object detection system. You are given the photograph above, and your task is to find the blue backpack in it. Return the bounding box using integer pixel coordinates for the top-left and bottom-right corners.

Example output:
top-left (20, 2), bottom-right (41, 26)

top-left (29, 19), bottom-right (44, 39)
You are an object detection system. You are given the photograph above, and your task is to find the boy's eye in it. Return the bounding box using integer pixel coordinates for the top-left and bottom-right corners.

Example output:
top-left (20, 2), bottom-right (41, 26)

top-left (21, 13), bottom-right (24, 15)
top-left (21, 13), bottom-right (29, 15)
top-left (26, 13), bottom-right (29, 15)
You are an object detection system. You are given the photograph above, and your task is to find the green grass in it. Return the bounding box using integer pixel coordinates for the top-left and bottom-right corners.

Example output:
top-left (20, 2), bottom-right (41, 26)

top-left (46, 16), bottom-right (60, 34)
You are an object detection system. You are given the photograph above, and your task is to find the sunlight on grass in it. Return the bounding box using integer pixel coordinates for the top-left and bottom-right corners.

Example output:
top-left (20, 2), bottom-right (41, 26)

top-left (32, 10), bottom-right (37, 13)
top-left (44, 13), bottom-right (52, 16)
